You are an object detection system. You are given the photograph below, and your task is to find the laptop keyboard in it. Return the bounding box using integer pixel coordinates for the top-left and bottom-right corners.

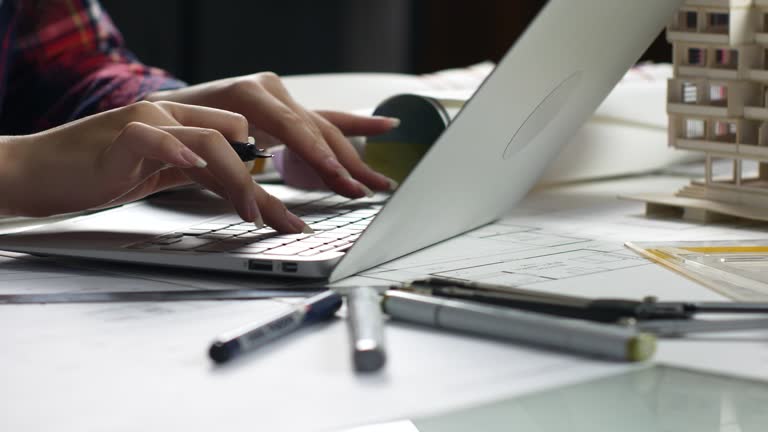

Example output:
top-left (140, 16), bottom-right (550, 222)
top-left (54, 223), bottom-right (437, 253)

top-left (125, 193), bottom-right (384, 257)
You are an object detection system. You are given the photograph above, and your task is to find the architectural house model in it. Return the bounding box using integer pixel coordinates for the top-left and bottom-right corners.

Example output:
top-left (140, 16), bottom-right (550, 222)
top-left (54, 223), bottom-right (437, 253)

top-left (633, 0), bottom-right (768, 222)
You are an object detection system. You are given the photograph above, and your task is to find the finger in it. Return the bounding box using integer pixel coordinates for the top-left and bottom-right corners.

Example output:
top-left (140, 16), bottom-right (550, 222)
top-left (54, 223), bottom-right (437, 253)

top-left (179, 166), bottom-right (232, 202)
top-left (184, 167), bottom-right (309, 234)
top-left (248, 128), bottom-right (283, 148)
top-left (161, 126), bottom-right (261, 225)
top-left (98, 169), bottom-right (191, 208)
top-left (310, 112), bottom-right (397, 192)
top-left (232, 77), bottom-right (368, 197)
top-left (253, 184), bottom-right (311, 234)
top-left (315, 110), bottom-right (400, 136)
top-left (154, 101), bottom-right (250, 142)
top-left (101, 122), bottom-right (207, 186)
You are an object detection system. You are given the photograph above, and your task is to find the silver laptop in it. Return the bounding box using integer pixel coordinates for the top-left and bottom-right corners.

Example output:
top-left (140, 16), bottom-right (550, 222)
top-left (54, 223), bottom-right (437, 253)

top-left (0, 0), bottom-right (681, 282)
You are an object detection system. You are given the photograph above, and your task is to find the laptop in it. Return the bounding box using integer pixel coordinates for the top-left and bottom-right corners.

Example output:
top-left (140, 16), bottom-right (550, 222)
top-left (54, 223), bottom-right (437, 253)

top-left (0, 0), bottom-right (682, 282)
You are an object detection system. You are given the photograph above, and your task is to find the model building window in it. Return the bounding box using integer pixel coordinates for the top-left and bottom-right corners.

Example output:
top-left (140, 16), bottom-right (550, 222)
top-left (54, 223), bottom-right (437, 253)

top-left (681, 81), bottom-right (698, 103)
top-left (706, 12), bottom-right (729, 33)
top-left (712, 120), bottom-right (737, 143)
top-left (709, 158), bottom-right (737, 184)
top-left (679, 10), bottom-right (697, 30)
top-left (740, 159), bottom-right (760, 183)
top-left (685, 118), bottom-right (706, 139)
top-left (709, 84), bottom-right (727, 105)
top-left (713, 49), bottom-right (738, 69)
top-left (764, 48), bottom-right (768, 69)
top-left (686, 47), bottom-right (706, 66)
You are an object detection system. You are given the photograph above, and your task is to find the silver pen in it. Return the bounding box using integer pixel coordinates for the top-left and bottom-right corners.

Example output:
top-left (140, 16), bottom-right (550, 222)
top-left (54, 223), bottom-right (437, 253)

top-left (382, 290), bottom-right (656, 362)
top-left (347, 286), bottom-right (387, 372)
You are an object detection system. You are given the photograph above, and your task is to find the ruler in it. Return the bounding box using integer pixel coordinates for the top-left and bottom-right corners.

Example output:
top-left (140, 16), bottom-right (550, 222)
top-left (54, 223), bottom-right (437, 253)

top-left (0, 288), bottom-right (325, 304)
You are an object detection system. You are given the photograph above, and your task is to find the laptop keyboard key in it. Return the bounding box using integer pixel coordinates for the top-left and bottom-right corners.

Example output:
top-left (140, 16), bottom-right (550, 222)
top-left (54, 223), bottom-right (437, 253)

top-left (190, 223), bottom-right (230, 231)
top-left (160, 237), bottom-right (218, 250)
top-left (308, 224), bottom-right (339, 231)
top-left (265, 245), bottom-right (313, 255)
top-left (178, 228), bottom-right (209, 236)
top-left (152, 237), bottom-right (183, 245)
top-left (229, 247), bottom-right (270, 255)
top-left (273, 233), bottom-right (313, 240)
top-left (333, 243), bottom-right (354, 252)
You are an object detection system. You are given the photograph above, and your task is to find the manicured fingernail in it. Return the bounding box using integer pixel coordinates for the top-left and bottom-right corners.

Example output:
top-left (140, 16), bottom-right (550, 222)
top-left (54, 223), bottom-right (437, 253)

top-left (375, 116), bottom-right (401, 128)
top-left (244, 199), bottom-right (263, 227)
top-left (323, 156), bottom-right (373, 197)
top-left (358, 182), bottom-right (374, 198)
top-left (301, 224), bottom-right (314, 234)
top-left (387, 178), bottom-right (399, 191)
top-left (286, 210), bottom-right (314, 234)
top-left (341, 170), bottom-right (374, 197)
top-left (247, 136), bottom-right (256, 144)
top-left (180, 147), bottom-right (207, 168)
top-left (323, 156), bottom-right (345, 173)
top-left (253, 213), bottom-right (265, 229)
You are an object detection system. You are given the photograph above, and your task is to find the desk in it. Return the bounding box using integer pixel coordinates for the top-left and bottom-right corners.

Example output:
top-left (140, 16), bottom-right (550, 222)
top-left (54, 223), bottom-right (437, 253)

top-left (2, 174), bottom-right (768, 432)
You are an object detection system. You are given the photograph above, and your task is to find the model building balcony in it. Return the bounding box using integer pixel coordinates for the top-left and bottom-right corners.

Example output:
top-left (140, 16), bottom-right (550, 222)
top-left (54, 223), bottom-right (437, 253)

top-left (670, 115), bottom-right (768, 160)
top-left (668, 78), bottom-right (760, 117)
top-left (671, 44), bottom-right (756, 79)
top-left (668, 1), bottom-right (755, 45)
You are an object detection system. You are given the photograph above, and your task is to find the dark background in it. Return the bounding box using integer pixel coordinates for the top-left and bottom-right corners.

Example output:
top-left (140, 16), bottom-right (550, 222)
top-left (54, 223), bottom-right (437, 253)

top-left (101, 0), bottom-right (671, 84)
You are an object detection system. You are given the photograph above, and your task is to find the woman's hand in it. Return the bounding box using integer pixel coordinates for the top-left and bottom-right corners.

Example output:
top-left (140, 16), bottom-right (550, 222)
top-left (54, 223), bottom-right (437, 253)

top-left (146, 72), bottom-right (399, 196)
top-left (0, 101), bottom-right (311, 233)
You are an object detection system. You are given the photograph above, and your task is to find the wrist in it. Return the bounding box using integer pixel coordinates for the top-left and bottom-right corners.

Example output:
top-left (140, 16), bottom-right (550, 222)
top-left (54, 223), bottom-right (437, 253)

top-left (142, 91), bottom-right (166, 102)
top-left (0, 135), bottom-right (29, 216)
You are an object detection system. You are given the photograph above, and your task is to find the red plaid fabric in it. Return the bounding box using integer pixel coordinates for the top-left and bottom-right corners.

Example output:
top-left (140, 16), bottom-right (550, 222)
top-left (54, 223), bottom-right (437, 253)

top-left (0, 0), bottom-right (185, 134)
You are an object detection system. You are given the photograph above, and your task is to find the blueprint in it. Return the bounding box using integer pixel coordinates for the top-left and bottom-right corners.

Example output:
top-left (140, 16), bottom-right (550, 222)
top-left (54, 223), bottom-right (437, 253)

top-left (348, 176), bottom-right (768, 303)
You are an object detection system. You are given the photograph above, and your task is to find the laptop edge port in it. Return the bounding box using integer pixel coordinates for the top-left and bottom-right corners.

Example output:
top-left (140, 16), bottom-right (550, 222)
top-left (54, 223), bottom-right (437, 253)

top-left (248, 260), bottom-right (273, 272)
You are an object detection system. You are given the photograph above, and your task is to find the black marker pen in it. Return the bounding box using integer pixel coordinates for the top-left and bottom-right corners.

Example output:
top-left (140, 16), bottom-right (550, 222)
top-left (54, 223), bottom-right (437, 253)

top-left (209, 290), bottom-right (342, 364)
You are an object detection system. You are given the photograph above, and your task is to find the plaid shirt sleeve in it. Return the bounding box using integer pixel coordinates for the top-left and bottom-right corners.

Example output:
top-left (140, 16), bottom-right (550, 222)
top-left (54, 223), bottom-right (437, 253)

top-left (2, 0), bottom-right (185, 134)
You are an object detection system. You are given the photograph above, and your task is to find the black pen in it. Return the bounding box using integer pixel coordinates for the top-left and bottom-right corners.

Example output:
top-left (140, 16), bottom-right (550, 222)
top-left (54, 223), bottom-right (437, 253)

top-left (208, 290), bottom-right (342, 364)
top-left (230, 136), bottom-right (273, 161)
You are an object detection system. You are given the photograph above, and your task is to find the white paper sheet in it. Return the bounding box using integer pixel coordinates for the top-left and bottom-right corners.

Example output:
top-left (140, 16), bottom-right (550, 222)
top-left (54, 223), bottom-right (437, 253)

top-left (3, 175), bottom-right (768, 432)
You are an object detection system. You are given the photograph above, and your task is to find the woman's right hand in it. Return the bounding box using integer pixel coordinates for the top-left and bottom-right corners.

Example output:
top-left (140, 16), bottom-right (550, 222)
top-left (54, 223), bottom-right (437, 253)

top-left (0, 100), bottom-right (311, 233)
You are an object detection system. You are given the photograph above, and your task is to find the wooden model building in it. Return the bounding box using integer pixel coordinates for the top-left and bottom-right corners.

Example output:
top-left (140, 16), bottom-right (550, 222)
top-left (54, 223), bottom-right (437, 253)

top-left (633, 0), bottom-right (768, 222)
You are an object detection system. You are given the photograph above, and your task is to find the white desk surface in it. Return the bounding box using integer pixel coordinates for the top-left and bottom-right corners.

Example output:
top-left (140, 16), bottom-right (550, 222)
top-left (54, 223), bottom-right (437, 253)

top-left (2, 174), bottom-right (768, 432)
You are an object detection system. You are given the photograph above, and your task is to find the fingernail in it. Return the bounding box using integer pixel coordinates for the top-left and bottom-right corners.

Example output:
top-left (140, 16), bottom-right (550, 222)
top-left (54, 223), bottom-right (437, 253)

top-left (180, 147), bottom-right (207, 168)
top-left (253, 213), bottom-right (265, 229)
top-left (375, 116), bottom-right (401, 128)
top-left (387, 178), bottom-right (399, 191)
top-left (358, 182), bottom-right (374, 198)
top-left (341, 169), bottom-right (374, 197)
top-left (301, 224), bottom-right (314, 234)
top-left (244, 199), bottom-right (263, 227)
top-left (247, 136), bottom-right (256, 144)
top-left (286, 210), bottom-right (314, 234)
top-left (323, 156), bottom-right (346, 173)
top-left (323, 156), bottom-right (373, 197)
